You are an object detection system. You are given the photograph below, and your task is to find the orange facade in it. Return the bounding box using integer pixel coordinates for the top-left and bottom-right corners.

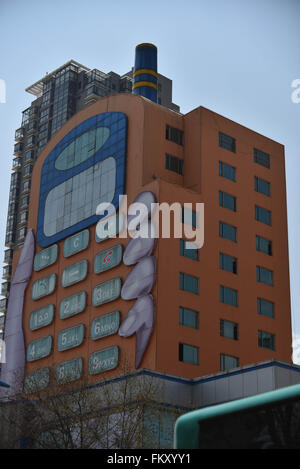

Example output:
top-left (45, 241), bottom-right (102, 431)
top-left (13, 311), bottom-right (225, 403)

top-left (20, 93), bottom-right (292, 384)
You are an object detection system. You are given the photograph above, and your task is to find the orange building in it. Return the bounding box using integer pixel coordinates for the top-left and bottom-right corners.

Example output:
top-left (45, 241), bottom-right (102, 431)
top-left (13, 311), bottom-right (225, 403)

top-left (11, 89), bottom-right (291, 391)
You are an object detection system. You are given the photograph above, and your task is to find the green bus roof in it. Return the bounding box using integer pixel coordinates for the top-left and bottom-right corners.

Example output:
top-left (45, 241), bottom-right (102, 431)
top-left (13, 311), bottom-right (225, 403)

top-left (174, 383), bottom-right (300, 449)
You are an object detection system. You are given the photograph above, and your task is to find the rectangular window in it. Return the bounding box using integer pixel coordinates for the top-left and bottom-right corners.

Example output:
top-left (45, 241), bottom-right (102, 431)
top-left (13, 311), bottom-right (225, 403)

top-left (166, 125), bottom-right (184, 145)
top-left (257, 298), bottom-right (274, 318)
top-left (179, 343), bottom-right (198, 365)
top-left (180, 239), bottom-right (199, 260)
top-left (256, 266), bottom-right (273, 286)
top-left (219, 161), bottom-right (236, 182)
top-left (180, 272), bottom-right (199, 295)
top-left (254, 148), bottom-right (270, 168)
top-left (220, 319), bottom-right (238, 340)
top-left (258, 330), bottom-right (275, 350)
top-left (220, 354), bottom-right (239, 371)
top-left (255, 177), bottom-right (270, 196)
top-left (182, 207), bottom-right (197, 228)
top-left (219, 222), bottom-right (237, 243)
top-left (220, 285), bottom-right (238, 307)
top-left (256, 235), bottom-right (272, 256)
top-left (219, 253), bottom-right (237, 274)
top-left (165, 154), bottom-right (184, 175)
top-left (179, 307), bottom-right (199, 329)
top-left (255, 205), bottom-right (271, 225)
top-left (20, 196), bottom-right (29, 207)
top-left (219, 191), bottom-right (236, 211)
top-left (219, 132), bottom-right (236, 153)
top-left (25, 150), bottom-right (34, 162)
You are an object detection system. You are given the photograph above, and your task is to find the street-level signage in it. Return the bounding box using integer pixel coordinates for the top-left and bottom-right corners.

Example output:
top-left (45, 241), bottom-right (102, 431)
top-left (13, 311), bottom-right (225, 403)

top-left (29, 304), bottom-right (54, 331)
top-left (89, 346), bottom-right (119, 375)
top-left (92, 278), bottom-right (121, 306)
top-left (56, 357), bottom-right (83, 383)
top-left (34, 244), bottom-right (58, 271)
top-left (63, 229), bottom-right (89, 258)
top-left (24, 368), bottom-right (50, 394)
top-left (61, 260), bottom-right (88, 287)
top-left (27, 336), bottom-right (52, 362)
top-left (91, 311), bottom-right (120, 340)
top-left (59, 291), bottom-right (86, 319)
top-left (32, 274), bottom-right (56, 300)
top-left (57, 324), bottom-right (85, 352)
top-left (94, 244), bottom-right (122, 274)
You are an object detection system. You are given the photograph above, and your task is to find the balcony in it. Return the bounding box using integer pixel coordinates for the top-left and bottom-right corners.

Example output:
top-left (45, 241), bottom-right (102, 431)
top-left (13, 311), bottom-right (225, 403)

top-left (5, 231), bottom-right (14, 248)
top-left (23, 166), bottom-right (32, 179)
top-left (84, 84), bottom-right (106, 105)
top-left (1, 282), bottom-right (10, 297)
top-left (0, 299), bottom-right (7, 313)
top-left (4, 249), bottom-right (13, 264)
top-left (20, 196), bottom-right (29, 209)
top-left (17, 229), bottom-right (26, 242)
top-left (0, 315), bottom-right (5, 328)
top-left (19, 212), bottom-right (28, 226)
top-left (13, 142), bottom-right (23, 156)
top-left (15, 127), bottom-right (24, 141)
top-left (12, 157), bottom-right (22, 171)
top-left (24, 150), bottom-right (34, 164)
top-left (27, 121), bottom-right (37, 135)
top-left (2, 265), bottom-right (12, 280)
top-left (28, 107), bottom-right (38, 120)
top-left (25, 137), bottom-right (35, 149)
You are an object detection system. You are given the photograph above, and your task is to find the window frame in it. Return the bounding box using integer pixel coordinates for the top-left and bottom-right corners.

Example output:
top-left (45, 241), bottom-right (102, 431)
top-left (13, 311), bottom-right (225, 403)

top-left (179, 306), bottom-right (199, 329)
top-left (219, 132), bottom-right (236, 153)
top-left (179, 272), bottom-right (199, 295)
top-left (179, 342), bottom-right (199, 365)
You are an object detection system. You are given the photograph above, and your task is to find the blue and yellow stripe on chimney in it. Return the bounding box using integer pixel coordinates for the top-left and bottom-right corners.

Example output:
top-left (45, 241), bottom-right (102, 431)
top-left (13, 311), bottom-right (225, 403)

top-left (133, 43), bottom-right (158, 103)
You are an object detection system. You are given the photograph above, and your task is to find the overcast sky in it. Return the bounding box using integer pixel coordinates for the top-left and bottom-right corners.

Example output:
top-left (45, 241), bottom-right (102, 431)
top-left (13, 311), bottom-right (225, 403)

top-left (0, 0), bottom-right (299, 357)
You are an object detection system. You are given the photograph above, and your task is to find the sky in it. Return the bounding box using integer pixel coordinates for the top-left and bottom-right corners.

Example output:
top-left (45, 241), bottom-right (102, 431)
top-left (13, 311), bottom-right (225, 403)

top-left (0, 0), bottom-right (299, 358)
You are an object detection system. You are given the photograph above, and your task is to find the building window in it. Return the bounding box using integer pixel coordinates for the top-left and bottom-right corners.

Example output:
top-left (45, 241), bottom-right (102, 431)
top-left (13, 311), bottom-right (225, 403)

top-left (254, 148), bottom-right (270, 168)
top-left (255, 177), bottom-right (270, 196)
top-left (219, 132), bottom-right (236, 153)
top-left (219, 253), bottom-right (237, 274)
top-left (20, 196), bottom-right (29, 207)
top-left (166, 125), bottom-right (184, 145)
top-left (182, 207), bottom-right (197, 228)
top-left (220, 319), bottom-right (238, 340)
top-left (24, 150), bottom-right (34, 162)
top-left (26, 135), bottom-right (35, 146)
top-left (20, 211), bottom-right (28, 223)
top-left (220, 285), bottom-right (238, 307)
top-left (255, 205), bottom-right (271, 225)
top-left (256, 235), bottom-right (272, 256)
top-left (179, 307), bottom-right (199, 329)
top-left (23, 165), bottom-right (32, 177)
top-left (219, 191), bottom-right (236, 211)
top-left (220, 354), bottom-right (239, 371)
top-left (165, 154), bottom-right (184, 175)
top-left (219, 222), bottom-right (237, 242)
top-left (180, 239), bottom-right (199, 260)
top-left (256, 266), bottom-right (273, 286)
top-left (17, 227), bottom-right (27, 240)
top-left (179, 343), bottom-right (198, 365)
top-left (257, 297), bottom-right (274, 318)
top-left (22, 180), bottom-right (31, 193)
top-left (179, 273), bottom-right (199, 295)
top-left (219, 161), bottom-right (236, 182)
top-left (258, 330), bottom-right (275, 350)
